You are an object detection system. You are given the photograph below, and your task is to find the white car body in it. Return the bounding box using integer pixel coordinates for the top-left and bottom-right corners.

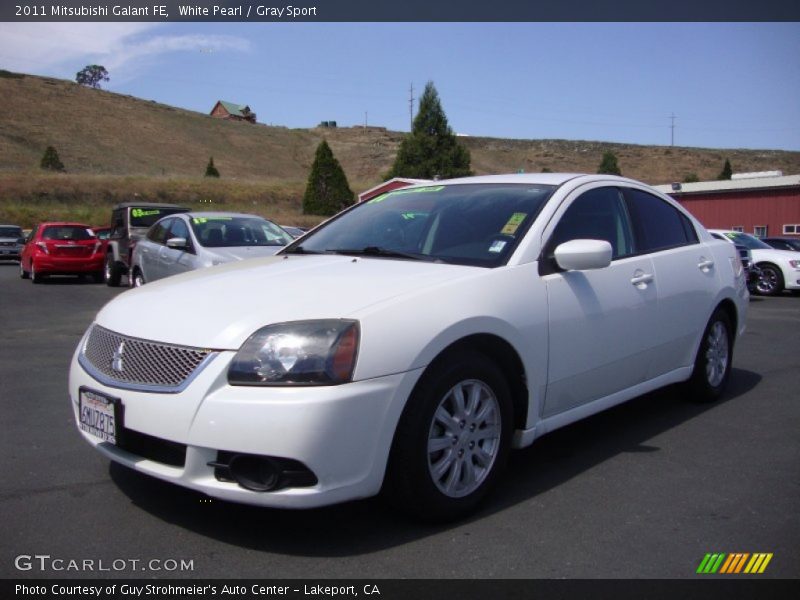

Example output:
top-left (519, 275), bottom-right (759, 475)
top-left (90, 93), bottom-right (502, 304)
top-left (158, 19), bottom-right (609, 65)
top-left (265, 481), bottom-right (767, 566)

top-left (70, 174), bottom-right (748, 516)
top-left (709, 230), bottom-right (800, 295)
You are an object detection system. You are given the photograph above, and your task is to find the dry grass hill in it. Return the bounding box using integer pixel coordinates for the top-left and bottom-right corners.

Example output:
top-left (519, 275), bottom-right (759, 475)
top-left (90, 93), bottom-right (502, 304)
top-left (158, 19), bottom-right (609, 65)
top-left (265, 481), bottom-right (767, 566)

top-left (2, 70), bottom-right (799, 227)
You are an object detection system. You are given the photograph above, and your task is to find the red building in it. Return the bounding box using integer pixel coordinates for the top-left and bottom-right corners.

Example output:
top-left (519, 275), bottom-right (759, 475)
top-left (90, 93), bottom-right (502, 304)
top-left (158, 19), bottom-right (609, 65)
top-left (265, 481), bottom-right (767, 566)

top-left (654, 173), bottom-right (800, 238)
top-left (210, 100), bottom-right (257, 124)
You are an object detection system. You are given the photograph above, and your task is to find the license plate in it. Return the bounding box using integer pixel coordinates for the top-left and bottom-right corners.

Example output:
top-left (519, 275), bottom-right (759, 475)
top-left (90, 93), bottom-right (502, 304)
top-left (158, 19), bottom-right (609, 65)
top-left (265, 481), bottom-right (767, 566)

top-left (79, 388), bottom-right (121, 445)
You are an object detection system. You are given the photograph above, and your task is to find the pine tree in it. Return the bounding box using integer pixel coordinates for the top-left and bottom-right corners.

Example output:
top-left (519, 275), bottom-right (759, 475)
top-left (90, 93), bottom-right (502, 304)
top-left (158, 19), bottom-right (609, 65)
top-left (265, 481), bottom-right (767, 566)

top-left (717, 159), bottom-right (732, 180)
top-left (302, 140), bottom-right (355, 216)
top-left (386, 81), bottom-right (471, 180)
top-left (205, 157), bottom-right (220, 178)
top-left (597, 151), bottom-right (622, 175)
top-left (40, 146), bottom-right (65, 172)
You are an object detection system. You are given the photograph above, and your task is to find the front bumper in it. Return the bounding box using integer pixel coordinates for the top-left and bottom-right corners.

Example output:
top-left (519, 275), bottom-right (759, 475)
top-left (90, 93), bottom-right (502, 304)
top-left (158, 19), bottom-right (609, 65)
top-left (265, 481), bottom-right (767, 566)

top-left (69, 345), bottom-right (423, 508)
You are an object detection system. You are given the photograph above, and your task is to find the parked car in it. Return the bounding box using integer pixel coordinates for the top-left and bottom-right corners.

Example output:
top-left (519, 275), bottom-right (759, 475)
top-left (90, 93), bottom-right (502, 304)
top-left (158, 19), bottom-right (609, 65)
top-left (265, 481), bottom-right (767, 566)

top-left (280, 225), bottom-right (308, 239)
top-left (91, 226), bottom-right (112, 241)
top-left (709, 230), bottom-right (800, 296)
top-left (20, 222), bottom-right (104, 283)
top-left (104, 202), bottom-right (189, 286)
top-left (70, 174), bottom-right (748, 521)
top-left (129, 212), bottom-right (294, 286)
top-left (0, 224), bottom-right (25, 261)
top-left (761, 237), bottom-right (800, 252)
top-left (709, 233), bottom-right (761, 294)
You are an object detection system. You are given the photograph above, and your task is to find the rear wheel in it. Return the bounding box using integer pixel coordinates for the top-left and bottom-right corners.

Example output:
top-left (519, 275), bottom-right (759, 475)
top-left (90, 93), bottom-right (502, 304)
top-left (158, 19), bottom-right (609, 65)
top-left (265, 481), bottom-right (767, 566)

top-left (104, 253), bottom-right (122, 287)
top-left (131, 268), bottom-right (145, 288)
top-left (686, 309), bottom-right (733, 403)
top-left (384, 350), bottom-right (512, 521)
top-left (30, 263), bottom-right (44, 284)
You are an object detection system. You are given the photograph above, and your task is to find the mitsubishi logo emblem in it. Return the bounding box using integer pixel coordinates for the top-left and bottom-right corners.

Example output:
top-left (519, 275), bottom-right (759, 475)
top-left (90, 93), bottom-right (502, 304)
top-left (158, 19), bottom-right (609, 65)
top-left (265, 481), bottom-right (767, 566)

top-left (111, 341), bottom-right (125, 373)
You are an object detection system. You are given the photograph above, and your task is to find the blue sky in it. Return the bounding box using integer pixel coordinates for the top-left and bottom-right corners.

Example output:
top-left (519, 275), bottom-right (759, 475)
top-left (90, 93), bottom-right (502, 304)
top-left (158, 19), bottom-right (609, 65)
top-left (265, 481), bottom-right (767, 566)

top-left (1, 22), bottom-right (799, 150)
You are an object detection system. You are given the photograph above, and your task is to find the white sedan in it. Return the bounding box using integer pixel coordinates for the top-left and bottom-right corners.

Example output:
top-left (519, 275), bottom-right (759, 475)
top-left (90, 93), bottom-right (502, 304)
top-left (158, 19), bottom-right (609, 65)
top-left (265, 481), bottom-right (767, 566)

top-left (70, 174), bottom-right (748, 520)
top-left (709, 230), bottom-right (800, 296)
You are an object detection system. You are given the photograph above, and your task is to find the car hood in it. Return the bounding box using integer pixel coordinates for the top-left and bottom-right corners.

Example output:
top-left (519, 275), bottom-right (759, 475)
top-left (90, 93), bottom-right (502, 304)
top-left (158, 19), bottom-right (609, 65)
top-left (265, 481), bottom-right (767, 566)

top-left (95, 255), bottom-right (481, 349)
top-left (204, 245), bottom-right (283, 262)
top-left (751, 248), bottom-right (800, 262)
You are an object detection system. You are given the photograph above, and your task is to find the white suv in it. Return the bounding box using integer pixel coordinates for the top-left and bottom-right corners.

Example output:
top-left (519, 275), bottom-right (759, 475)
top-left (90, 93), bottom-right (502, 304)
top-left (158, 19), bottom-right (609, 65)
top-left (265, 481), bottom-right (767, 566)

top-left (709, 230), bottom-right (800, 296)
top-left (70, 174), bottom-right (748, 520)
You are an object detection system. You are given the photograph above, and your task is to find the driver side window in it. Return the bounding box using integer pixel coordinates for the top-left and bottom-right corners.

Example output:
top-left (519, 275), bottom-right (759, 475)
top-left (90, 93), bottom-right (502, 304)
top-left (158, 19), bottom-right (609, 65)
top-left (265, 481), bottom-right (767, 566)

top-left (549, 187), bottom-right (635, 260)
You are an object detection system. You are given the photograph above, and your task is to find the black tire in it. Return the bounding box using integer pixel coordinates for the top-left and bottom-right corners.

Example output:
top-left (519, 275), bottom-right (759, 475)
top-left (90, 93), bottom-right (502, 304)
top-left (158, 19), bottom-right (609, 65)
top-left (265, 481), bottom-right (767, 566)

top-left (131, 268), bottom-right (145, 288)
top-left (31, 263), bottom-right (44, 284)
top-left (384, 350), bottom-right (513, 521)
top-left (686, 309), bottom-right (733, 403)
top-left (755, 264), bottom-right (784, 296)
top-left (19, 262), bottom-right (29, 279)
top-left (104, 253), bottom-right (122, 287)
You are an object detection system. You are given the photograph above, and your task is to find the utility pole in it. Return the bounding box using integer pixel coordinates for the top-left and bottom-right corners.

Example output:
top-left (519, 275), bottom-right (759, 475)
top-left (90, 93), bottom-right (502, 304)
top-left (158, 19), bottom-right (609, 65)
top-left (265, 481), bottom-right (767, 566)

top-left (670, 113), bottom-right (676, 147)
top-left (409, 83), bottom-right (415, 132)
top-left (364, 111), bottom-right (368, 129)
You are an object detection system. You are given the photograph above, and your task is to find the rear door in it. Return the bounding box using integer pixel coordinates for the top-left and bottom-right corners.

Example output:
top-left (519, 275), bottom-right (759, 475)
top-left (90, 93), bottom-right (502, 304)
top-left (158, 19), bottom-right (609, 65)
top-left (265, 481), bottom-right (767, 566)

top-left (622, 187), bottom-right (719, 376)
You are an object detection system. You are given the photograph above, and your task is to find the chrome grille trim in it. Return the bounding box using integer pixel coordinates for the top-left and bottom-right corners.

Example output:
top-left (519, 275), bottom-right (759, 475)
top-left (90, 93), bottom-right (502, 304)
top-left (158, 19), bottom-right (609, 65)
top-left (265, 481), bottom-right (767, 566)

top-left (79, 324), bottom-right (218, 394)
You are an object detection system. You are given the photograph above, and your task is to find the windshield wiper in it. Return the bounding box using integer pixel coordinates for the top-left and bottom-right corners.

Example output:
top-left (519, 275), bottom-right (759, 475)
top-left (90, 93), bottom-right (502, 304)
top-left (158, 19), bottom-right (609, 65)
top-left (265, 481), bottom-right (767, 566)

top-left (327, 246), bottom-right (439, 262)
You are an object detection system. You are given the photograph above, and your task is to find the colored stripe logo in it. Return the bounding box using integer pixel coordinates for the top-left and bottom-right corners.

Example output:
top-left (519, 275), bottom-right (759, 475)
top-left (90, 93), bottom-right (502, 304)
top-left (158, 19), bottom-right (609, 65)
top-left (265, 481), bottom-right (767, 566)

top-left (696, 553), bottom-right (773, 574)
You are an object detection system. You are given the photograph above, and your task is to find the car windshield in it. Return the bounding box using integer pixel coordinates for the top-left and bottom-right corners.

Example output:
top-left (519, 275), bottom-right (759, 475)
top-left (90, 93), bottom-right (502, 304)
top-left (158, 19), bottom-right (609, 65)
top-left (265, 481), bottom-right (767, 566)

top-left (285, 183), bottom-right (555, 267)
top-left (0, 226), bottom-right (22, 238)
top-left (723, 232), bottom-right (772, 250)
top-left (191, 216), bottom-right (294, 247)
top-left (129, 207), bottom-right (186, 228)
top-left (41, 226), bottom-right (95, 241)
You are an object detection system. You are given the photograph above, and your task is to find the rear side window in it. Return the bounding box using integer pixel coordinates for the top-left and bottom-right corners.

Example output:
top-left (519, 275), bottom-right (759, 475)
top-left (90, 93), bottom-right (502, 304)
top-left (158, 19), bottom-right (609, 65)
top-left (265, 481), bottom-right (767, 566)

top-left (625, 189), bottom-right (695, 253)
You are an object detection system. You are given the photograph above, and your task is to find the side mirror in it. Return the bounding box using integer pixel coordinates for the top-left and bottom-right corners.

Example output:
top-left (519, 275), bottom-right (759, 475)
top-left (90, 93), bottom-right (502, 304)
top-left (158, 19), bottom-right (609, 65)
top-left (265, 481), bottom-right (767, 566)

top-left (166, 237), bottom-right (188, 250)
top-left (554, 239), bottom-right (613, 271)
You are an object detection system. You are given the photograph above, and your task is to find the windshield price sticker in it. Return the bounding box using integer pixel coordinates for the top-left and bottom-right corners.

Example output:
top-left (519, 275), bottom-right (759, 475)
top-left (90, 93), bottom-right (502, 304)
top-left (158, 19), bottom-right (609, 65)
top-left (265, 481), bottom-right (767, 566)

top-left (131, 208), bottom-right (161, 218)
top-left (501, 212), bottom-right (527, 235)
top-left (79, 389), bottom-right (119, 445)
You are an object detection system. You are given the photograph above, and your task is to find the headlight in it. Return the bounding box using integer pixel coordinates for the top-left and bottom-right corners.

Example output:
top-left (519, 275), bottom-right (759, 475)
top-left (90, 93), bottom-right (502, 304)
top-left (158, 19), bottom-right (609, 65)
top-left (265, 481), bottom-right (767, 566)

top-left (789, 260), bottom-right (800, 268)
top-left (228, 320), bottom-right (359, 386)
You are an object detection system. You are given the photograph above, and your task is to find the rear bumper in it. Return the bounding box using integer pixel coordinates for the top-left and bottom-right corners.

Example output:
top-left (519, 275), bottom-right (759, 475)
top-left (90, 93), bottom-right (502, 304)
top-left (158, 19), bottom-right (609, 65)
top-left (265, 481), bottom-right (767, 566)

top-left (34, 255), bottom-right (104, 274)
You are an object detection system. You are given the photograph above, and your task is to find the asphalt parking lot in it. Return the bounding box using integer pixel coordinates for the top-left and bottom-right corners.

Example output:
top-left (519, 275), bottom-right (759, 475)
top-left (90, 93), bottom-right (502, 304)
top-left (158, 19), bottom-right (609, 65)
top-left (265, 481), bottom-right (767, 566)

top-left (1, 263), bottom-right (798, 579)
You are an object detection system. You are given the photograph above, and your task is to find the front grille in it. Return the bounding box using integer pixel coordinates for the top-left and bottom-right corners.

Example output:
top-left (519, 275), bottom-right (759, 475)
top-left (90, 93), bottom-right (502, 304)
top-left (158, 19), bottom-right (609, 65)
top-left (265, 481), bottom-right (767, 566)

top-left (82, 324), bottom-right (213, 390)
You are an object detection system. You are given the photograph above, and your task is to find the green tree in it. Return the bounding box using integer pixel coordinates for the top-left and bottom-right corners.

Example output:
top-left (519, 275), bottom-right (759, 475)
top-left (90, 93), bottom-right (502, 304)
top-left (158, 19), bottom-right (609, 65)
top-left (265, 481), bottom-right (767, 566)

top-left (386, 81), bottom-right (471, 180)
top-left (40, 146), bottom-right (65, 172)
top-left (75, 65), bottom-right (109, 89)
top-left (302, 140), bottom-right (354, 216)
top-left (597, 151), bottom-right (621, 175)
top-left (205, 157), bottom-right (220, 178)
top-left (717, 158), bottom-right (733, 180)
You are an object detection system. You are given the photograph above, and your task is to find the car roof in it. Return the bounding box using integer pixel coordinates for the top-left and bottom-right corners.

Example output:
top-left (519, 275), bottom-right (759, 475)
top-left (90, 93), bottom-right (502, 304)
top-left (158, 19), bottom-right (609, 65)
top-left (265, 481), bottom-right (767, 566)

top-left (113, 202), bottom-right (188, 209)
top-left (424, 173), bottom-right (644, 187)
top-left (37, 222), bottom-right (92, 227)
top-left (179, 211), bottom-right (272, 220)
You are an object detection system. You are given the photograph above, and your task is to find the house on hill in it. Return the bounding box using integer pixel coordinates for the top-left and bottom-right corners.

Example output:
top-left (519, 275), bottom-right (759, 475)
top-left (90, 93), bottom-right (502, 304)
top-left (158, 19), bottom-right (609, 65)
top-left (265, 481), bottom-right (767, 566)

top-left (210, 100), bottom-right (257, 124)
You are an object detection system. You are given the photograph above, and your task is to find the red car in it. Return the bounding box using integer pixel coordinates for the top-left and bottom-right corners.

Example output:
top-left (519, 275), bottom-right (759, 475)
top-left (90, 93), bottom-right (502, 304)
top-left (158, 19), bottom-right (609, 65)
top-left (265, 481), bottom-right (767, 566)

top-left (20, 222), bottom-right (105, 283)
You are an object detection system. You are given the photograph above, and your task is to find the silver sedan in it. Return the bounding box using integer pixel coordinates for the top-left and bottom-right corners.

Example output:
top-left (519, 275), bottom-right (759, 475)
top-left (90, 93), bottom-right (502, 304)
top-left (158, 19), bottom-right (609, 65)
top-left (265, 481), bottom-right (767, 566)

top-left (130, 212), bottom-right (293, 286)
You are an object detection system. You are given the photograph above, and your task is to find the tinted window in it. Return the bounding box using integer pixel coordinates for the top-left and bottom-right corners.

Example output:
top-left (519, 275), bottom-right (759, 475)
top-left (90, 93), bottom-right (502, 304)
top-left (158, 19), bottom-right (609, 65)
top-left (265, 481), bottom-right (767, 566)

top-left (0, 226), bottom-right (22, 238)
top-left (169, 218), bottom-right (190, 240)
top-left (548, 187), bottom-right (634, 259)
top-left (41, 226), bottom-right (94, 241)
top-left (625, 189), bottom-right (692, 252)
top-left (147, 219), bottom-right (172, 245)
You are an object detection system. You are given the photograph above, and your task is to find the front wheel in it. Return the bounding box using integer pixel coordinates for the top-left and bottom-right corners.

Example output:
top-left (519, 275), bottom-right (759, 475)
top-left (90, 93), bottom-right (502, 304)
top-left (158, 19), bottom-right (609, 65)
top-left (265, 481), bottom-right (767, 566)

top-left (686, 309), bottom-right (733, 403)
top-left (755, 264), bottom-right (784, 296)
top-left (384, 350), bottom-right (513, 521)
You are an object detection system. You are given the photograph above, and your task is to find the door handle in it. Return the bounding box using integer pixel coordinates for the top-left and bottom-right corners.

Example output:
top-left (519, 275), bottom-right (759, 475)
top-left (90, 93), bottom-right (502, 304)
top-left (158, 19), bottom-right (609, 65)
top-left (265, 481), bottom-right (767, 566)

top-left (630, 272), bottom-right (654, 287)
top-left (698, 258), bottom-right (715, 271)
